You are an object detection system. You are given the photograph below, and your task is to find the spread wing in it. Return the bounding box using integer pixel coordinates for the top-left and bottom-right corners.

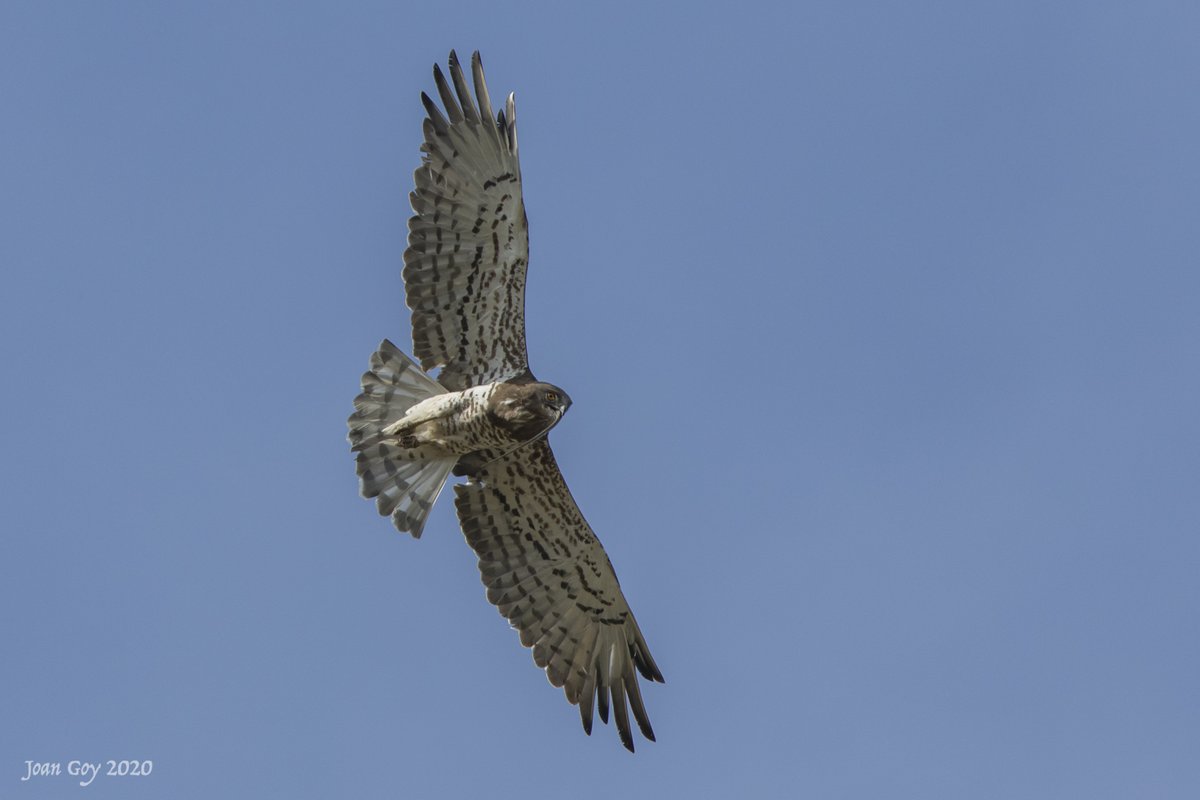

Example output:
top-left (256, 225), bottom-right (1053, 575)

top-left (404, 50), bottom-right (530, 392)
top-left (454, 441), bottom-right (665, 752)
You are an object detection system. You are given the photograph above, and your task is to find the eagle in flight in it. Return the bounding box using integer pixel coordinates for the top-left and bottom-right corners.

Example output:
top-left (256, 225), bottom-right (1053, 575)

top-left (348, 51), bottom-right (663, 752)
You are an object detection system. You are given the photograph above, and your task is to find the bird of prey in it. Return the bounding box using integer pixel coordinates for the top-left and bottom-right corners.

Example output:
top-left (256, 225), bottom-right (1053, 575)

top-left (348, 51), bottom-right (663, 752)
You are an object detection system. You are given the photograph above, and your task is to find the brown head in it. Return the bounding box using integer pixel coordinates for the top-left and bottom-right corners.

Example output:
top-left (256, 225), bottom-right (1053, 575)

top-left (488, 381), bottom-right (572, 442)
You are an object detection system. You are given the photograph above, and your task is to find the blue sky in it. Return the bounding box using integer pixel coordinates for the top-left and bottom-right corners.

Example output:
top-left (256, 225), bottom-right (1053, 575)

top-left (3, 1), bottom-right (1199, 797)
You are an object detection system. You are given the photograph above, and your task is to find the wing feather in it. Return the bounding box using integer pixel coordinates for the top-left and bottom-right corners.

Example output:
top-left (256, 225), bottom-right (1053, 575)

top-left (579, 669), bottom-right (597, 735)
top-left (610, 665), bottom-right (633, 751)
top-left (404, 50), bottom-right (529, 391)
top-left (454, 440), bottom-right (663, 752)
top-left (564, 622), bottom-right (600, 704)
top-left (448, 50), bottom-right (480, 124)
top-left (471, 52), bottom-right (499, 146)
top-left (419, 92), bottom-right (449, 134)
top-left (432, 62), bottom-right (463, 124)
top-left (623, 659), bottom-right (655, 742)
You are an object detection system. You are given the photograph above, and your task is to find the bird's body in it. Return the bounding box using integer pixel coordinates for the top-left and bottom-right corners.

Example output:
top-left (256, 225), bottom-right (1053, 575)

top-left (349, 51), bottom-right (662, 752)
top-left (379, 380), bottom-right (568, 456)
top-left (383, 384), bottom-right (501, 453)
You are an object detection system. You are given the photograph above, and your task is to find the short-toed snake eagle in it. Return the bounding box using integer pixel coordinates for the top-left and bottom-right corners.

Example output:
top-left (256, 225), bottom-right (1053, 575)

top-left (348, 51), bottom-right (663, 752)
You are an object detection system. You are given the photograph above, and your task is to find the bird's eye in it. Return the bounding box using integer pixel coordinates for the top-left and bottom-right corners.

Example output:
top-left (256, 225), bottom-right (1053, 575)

top-left (545, 391), bottom-right (559, 403)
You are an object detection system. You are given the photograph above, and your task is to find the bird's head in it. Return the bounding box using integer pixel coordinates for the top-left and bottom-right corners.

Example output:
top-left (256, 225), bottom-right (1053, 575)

top-left (536, 383), bottom-right (572, 419)
top-left (490, 381), bottom-right (572, 441)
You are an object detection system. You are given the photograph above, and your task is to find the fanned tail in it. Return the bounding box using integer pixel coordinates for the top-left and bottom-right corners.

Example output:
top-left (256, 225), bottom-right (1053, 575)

top-left (348, 340), bottom-right (455, 538)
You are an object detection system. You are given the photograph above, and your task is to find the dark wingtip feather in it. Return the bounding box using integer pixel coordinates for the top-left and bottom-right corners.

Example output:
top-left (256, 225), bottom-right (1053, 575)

top-left (432, 62), bottom-right (462, 123)
top-left (579, 672), bottom-right (596, 735)
top-left (634, 640), bottom-right (666, 683)
top-left (611, 680), bottom-right (634, 752)
top-left (420, 91), bottom-right (449, 134)
top-left (624, 666), bottom-right (656, 741)
top-left (447, 49), bottom-right (479, 123)
top-left (597, 684), bottom-right (610, 725)
top-left (470, 50), bottom-right (498, 139)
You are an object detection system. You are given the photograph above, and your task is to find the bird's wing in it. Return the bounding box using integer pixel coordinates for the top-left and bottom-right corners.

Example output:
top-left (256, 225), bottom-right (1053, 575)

top-left (454, 440), bottom-right (664, 752)
top-left (404, 50), bottom-right (530, 391)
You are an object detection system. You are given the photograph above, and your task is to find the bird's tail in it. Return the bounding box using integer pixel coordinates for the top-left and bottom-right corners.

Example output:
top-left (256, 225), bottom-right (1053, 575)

top-left (348, 339), bottom-right (455, 538)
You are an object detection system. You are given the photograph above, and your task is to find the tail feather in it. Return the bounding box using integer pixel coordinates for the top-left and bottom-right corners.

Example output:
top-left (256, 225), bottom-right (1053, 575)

top-left (348, 339), bottom-right (455, 538)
